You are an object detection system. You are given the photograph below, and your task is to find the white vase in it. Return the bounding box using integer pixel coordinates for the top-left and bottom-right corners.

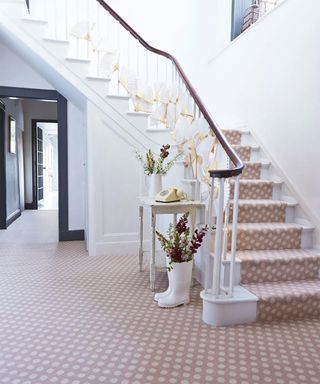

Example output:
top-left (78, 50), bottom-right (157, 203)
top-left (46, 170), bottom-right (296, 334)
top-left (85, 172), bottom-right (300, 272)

top-left (158, 260), bottom-right (193, 308)
top-left (148, 173), bottom-right (162, 199)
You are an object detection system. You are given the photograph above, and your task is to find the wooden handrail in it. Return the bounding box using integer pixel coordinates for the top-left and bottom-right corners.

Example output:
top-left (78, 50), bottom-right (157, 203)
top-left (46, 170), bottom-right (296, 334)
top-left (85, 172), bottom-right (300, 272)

top-left (96, 0), bottom-right (244, 178)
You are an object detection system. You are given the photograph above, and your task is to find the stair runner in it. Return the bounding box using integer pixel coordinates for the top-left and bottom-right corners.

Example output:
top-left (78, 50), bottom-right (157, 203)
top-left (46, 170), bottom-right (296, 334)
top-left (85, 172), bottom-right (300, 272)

top-left (224, 129), bottom-right (320, 323)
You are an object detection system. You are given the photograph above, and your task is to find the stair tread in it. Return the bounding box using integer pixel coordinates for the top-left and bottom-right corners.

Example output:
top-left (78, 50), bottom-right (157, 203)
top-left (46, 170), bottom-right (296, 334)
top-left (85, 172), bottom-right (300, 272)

top-left (235, 248), bottom-right (320, 262)
top-left (233, 179), bottom-right (273, 185)
top-left (233, 144), bottom-right (259, 150)
top-left (234, 222), bottom-right (303, 230)
top-left (243, 160), bottom-right (269, 166)
top-left (232, 199), bottom-right (288, 206)
top-left (243, 278), bottom-right (320, 299)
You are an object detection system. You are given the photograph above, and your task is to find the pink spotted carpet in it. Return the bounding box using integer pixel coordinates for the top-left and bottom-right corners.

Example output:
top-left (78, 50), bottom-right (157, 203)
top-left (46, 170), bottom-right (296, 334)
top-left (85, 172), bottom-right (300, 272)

top-left (0, 241), bottom-right (320, 384)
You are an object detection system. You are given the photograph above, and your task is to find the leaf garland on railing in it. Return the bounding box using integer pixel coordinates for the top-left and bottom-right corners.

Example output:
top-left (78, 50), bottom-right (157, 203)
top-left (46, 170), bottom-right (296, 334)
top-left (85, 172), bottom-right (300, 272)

top-left (174, 117), bottom-right (216, 180)
top-left (70, 20), bottom-right (219, 202)
top-left (70, 20), bottom-right (96, 42)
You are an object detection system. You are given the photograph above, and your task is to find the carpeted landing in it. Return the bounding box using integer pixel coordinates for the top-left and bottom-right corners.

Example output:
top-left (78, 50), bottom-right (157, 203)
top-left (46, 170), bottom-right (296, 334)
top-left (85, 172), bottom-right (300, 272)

top-left (0, 242), bottom-right (320, 384)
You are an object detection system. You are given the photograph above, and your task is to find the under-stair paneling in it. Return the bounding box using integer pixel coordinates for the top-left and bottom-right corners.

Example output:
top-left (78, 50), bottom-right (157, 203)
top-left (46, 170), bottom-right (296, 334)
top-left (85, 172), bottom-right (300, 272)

top-left (86, 101), bottom-right (142, 255)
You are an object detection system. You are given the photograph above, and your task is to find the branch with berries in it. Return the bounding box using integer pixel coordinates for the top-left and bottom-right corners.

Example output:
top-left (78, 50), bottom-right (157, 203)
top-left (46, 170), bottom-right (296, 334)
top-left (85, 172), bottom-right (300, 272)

top-left (135, 144), bottom-right (182, 176)
top-left (156, 212), bottom-right (208, 269)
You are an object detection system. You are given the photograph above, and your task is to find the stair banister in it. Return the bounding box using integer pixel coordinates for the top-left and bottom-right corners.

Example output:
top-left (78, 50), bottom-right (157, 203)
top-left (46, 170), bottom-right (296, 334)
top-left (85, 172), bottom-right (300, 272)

top-left (96, 0), bottom-right (244, 179)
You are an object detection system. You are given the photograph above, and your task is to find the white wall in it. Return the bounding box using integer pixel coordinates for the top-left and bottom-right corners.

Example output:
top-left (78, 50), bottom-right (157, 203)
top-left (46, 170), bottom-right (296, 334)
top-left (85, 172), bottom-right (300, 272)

top-left (105, 0), bottom-right (233, 91)
top-left (106, 0), bottom-right (198, 82)
top-left (202, 0), bottom-right (320, 246)
top-left (0, 42), bottom-right (54, 90)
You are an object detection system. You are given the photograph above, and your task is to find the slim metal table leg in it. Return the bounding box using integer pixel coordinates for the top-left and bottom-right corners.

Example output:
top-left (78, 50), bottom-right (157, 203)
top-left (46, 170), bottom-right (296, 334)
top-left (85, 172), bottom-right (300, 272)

top-left (139, 205), bottom-right (144, 272)
top-left (150, 210), bottom-right (156, 291)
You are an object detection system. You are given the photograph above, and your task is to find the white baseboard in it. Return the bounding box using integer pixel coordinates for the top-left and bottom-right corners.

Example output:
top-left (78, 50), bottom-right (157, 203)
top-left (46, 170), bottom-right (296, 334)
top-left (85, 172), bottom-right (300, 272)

top-left (92, 239), bottom-right (151, 256)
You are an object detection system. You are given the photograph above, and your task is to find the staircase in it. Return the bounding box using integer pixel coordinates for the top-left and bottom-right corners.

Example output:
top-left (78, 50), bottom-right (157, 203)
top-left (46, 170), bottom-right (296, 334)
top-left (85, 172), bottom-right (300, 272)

top-left (1, 0), bottom-right (319, 327)
top-left (224, 128), bottom-right (320, 323)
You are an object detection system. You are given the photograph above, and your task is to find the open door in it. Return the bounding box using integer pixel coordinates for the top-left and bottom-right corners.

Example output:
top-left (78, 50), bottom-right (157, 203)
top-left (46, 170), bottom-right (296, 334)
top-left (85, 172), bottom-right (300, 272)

top-left (36, 124), bottom-right (44, 204)
top-left (32, 120), bottom-right (58, 210)
top-left (0, 101), bottom-right (6, 229)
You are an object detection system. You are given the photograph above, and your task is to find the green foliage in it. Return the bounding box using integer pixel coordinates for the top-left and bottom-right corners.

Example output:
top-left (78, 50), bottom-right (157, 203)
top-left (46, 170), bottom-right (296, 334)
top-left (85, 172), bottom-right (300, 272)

top-left (135, 144), bottom-right (181, 175)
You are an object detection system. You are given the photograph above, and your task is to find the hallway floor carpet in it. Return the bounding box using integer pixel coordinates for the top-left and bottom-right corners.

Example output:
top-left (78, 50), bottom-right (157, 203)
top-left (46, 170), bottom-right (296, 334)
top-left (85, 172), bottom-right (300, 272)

top-left (0, 241), bottom-right (320, 384)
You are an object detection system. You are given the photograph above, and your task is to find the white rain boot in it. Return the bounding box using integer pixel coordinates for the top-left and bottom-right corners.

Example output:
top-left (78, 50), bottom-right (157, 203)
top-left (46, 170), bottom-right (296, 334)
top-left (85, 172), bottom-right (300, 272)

top-left (154, 257), bottom-right (172, 301)
top-left (158, 260), bottom-right (193, 308)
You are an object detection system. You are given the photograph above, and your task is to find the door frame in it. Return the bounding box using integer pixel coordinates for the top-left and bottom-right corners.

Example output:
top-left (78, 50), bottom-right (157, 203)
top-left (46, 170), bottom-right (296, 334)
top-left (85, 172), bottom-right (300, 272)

top-left (0, 86), bottom-right (84, 241)
top-left (30, 119), bottom-right (58, 209)
top-left (0, 100), bottom-right (6, 229)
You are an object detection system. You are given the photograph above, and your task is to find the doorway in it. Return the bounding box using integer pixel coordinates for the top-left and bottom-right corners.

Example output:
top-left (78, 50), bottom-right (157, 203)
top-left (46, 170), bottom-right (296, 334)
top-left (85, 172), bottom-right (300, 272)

top-left (0, 86), bottom-right (84, 241)
top-left (32, 120), bottom-right (58, 210)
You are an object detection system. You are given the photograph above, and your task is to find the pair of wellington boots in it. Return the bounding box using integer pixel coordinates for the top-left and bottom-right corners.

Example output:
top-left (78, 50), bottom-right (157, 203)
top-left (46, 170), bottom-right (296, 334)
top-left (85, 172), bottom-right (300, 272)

top-left (154, 257), bottom-right (193, 308)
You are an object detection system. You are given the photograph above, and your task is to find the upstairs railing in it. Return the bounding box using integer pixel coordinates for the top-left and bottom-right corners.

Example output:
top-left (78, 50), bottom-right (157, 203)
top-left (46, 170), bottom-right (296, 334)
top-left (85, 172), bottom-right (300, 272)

top-left (27, 0), bottom-right (244, 299)
top-left (242, 0), bottom-right (281, 32)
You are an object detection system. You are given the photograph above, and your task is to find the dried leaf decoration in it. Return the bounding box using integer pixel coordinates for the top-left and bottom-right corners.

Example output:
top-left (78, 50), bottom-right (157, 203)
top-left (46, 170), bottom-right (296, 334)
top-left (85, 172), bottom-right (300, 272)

top-left (99, 51), bottom-right (119, 76)
top-left (70, 21), bottom-right (95, 41)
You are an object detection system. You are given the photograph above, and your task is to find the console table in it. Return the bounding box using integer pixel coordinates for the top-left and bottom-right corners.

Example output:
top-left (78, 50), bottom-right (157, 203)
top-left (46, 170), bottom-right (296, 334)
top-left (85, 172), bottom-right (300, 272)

top-left (138, 197), bottom-right (203, 290)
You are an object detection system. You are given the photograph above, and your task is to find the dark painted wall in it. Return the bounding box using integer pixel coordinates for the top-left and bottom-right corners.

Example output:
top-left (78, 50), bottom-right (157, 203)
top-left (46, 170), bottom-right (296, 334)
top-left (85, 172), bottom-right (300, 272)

top-left (3, 99), bottom-right (24, 221)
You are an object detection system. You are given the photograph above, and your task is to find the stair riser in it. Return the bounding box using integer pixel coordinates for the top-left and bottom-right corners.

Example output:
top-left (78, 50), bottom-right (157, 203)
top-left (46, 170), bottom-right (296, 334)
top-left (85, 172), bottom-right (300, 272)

top-left (223, 130), bottom-right (242, 145)
top-left (126, 114), bottom-right (149, 131)
top-left (228, 227), bottom-right (302, 251)
top-left (64, 60), bottom-right (90, 78)
top-left (42, 39), bottom-right (70, 58)
top-left (106, 96), bottom-right (130, 114)
top-left (231, 203), bottom-right (296, 224)
top-left (231, 183), bottom-right (273, 200)
top-left (256, 295), bottom-right (320, 322)
top-left (230, 204), bottom-right (287, 223)
top-left (241, 258), bottom-right (320, 284)
top-left (234, 146), bottom-right (251, 162)
top-left (233, 146), bottom-right (261, 162)
top-left (0, 1), bottom-right (28, 18)
top-left (20, 19), bottom-right (48, 37)
top-left (240, 163), bottom-right (262, 180)
top-left (85, 79), bottom-right (110, 95)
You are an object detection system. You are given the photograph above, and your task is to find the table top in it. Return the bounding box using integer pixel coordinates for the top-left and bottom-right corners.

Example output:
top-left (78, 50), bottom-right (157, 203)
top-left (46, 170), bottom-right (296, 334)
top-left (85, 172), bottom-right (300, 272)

top-left (138, 197), bottom-right (203, 207)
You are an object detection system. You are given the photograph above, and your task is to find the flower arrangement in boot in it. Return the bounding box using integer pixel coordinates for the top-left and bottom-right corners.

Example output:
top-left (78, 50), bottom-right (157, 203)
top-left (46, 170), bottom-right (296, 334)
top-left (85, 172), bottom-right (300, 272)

top-left (155, 212), bottom-right (208, 308)
top-left (135, 144), bottom-right (181, 175)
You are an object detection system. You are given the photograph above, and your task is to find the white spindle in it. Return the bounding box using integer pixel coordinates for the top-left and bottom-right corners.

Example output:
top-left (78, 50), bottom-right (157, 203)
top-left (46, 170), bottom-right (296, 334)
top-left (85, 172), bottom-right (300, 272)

top-left (145, 50), bottom-right (149, 84)
top-left (228, 175), bottom-right (240, 297)
top-left (165, 58), bottom-right (168, 82)
top-left (212, 178), bottom-right (225, 297)
top-left (222, 180), bottom-right (230, 261)
top-left (136, 40), bottom-right (140, 78)
top-left (205, 176), bottom-right (215, 292)
top-left (156, 55), bottom-right (159, 82)
top-left (127, 32), bottom-right (131, 68)
top-left (65, 0), bottom-right (69, 40)
top-left (171, 63), bottom-right (174, 83)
